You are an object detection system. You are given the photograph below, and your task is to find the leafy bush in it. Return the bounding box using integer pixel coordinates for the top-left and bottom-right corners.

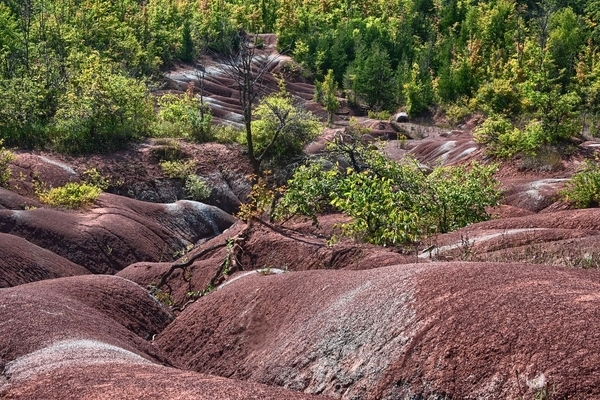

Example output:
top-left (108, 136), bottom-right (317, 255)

top-left (330, 171), bottom-right (422, 245)
top-left (0, 139), bottom-right (15, 187)
top-left (276, 145), bottom-right (501, 245)
top-left (38, 182), bottom-right (102, 209)
top-left (367, 110), bottom-right (391, 120)
top-left (153, 86), bottom-right (212, 142)
top-left (475, 78), bottom-right (522, 116)
top-left (0, 76), bottom-right (51, 148)
top-left (159, 159), bottom-right (210, 201)
top-left (51, 53), bottom-right (154, 154)
top-left (314, 69), bottom-right (340, 124)
top-left (560, 160), bottom-right (600, 208)
top-left (184, 175), bottom-right (212, 201)
top-left (443, 98), bottom-right (474, 125)
top-left (474, 116), bottom-right (542, 158)
top-left (274, 163), bottom-right (339, 225)
top-left (424, 163), bottom-right (501, 233)
top-left (82, 168), bottom-right (109, 190)
top-left (159, 159), bottom-right (197, 179)
top-left (212, 124), bottom-right (243, 144)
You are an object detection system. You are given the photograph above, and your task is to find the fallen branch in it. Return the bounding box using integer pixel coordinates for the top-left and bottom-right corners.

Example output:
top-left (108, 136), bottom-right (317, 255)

top-left (154, 242), bottom-right (227, 291)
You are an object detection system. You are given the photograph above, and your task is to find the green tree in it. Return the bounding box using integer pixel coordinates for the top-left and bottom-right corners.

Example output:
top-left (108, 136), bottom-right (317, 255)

top-left (179, 20), bottom-right (195, 62)
top-left (314, 69), bottom-right (339, 124)
top-left (242, 85), bottom-right (321, 172)
top-left (51, 52), bottom-right (154, 153)
top-left (405, 61), bottom-right (434, 116)
top-left (424, 162), bottom-right (501, 233)
top-left (346, 42), bottom-right (395, 111)
top-left (560, 159), bottom-right (600, 208)
top-left (547, 7), bottom-right (586, 86)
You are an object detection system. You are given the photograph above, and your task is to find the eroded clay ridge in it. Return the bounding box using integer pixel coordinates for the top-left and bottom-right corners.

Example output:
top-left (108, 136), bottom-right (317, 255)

top-left (0, 275), bottom-right (328, 400)
top-left (0, 192), bottom-right (235, 276)
top-left (156, 262), bottom-right (600, 399)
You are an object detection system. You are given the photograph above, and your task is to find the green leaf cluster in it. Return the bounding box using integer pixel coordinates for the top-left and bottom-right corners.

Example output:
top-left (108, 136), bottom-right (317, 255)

top-left (153, 86), bottom-right (212, 143)
top-left (277, 144), bottom-right (501, 246)
top-left (242, 89), bottom-right (321, 169)
top-left (159, 159), bottom-right (197, 180)
top-left (560, 160), bottom-right (600, 208)
top-left (50, 52), bottom-right (154, 153)
top-left (184, 175), bottom-right (212, 202)
top-left (314, 69), bottom-right (339, 124)
top-left (159, 159), bottom-right (212, 202)
top-left (37, 182), bottom-right (102, 209)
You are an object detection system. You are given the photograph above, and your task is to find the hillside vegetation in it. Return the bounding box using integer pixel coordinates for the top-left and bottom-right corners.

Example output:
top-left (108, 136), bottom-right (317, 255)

top-left (0, 0), bottom-right (599, 157)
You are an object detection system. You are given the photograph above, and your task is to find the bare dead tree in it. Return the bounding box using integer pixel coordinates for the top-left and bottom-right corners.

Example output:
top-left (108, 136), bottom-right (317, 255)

top-left (218, 32), bottom-right (277, 177)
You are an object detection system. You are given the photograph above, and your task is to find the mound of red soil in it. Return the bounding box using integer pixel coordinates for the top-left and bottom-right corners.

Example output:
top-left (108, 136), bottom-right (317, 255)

top-left (1, 361), bottom-right (331, 399)
top-left (422, 207), bottom-right (600, 267)
top-left (501, 178), bottom-right (569, 212)
top-left (0, 192), bottom-right (235, 274)
top-left (0, 275), bottom-right (171, 366)
top-left (9, 142), bottom-right (253, 214)
top-left (9, 153), bottom-right (78, 197)
top-left (0, 232), bottom-right (89, 287)
top-left (0, 189), bottom-right (42, 210)
top-left (156, 262), bottom-right (600, 399)
top-left (0, 274), bottom-right (327, 399)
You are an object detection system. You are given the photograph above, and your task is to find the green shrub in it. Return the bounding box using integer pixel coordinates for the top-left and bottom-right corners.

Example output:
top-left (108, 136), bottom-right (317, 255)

top-left (424, 162), bottom-right (501, 233)
top-left (443, 98), bottom-right (474, 125)
top-left (474, 116), bottom-right (544, 158)
top-left (475, 78), bottom-right (522, 116)
top-left (159, 159), bottom-right (197, 179)
top-left (38, 182), bottom-right (102, 209)
top-left (0, 76), bottom-right (50, 148)
top-left (152, 86), bottom-right (212, 142)
top-left (276, 145), bottom-right (502, 245)
top-left (82, 168), bottom-right (109, 190)
top-left (560, 160), bottom-right (600, 208)
top-left (274, 163), bottom-right (339, 225)
top-left (330, 171), bottom-right (422, 245)
top-left (367, 110), bottom-right (391, 120)
top-left (212, 124), bottom-right (243, 144)
top-left (184, 175), bottom-right (212, 201)
top-left (0, 139), bottom-right (15, 188)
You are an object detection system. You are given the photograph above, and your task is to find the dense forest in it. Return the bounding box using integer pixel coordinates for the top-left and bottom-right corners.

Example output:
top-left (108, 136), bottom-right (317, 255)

top-left (0, 0), bottom-right (599, 156)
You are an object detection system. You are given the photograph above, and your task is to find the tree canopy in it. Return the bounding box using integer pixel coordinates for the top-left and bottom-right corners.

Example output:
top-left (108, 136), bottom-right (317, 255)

top-left (1, 0), bottom-right (599, 156)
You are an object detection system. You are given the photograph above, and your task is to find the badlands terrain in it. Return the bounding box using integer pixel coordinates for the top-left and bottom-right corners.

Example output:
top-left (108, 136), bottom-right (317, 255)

top-left (2, 36), bottom-right (600, 399)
